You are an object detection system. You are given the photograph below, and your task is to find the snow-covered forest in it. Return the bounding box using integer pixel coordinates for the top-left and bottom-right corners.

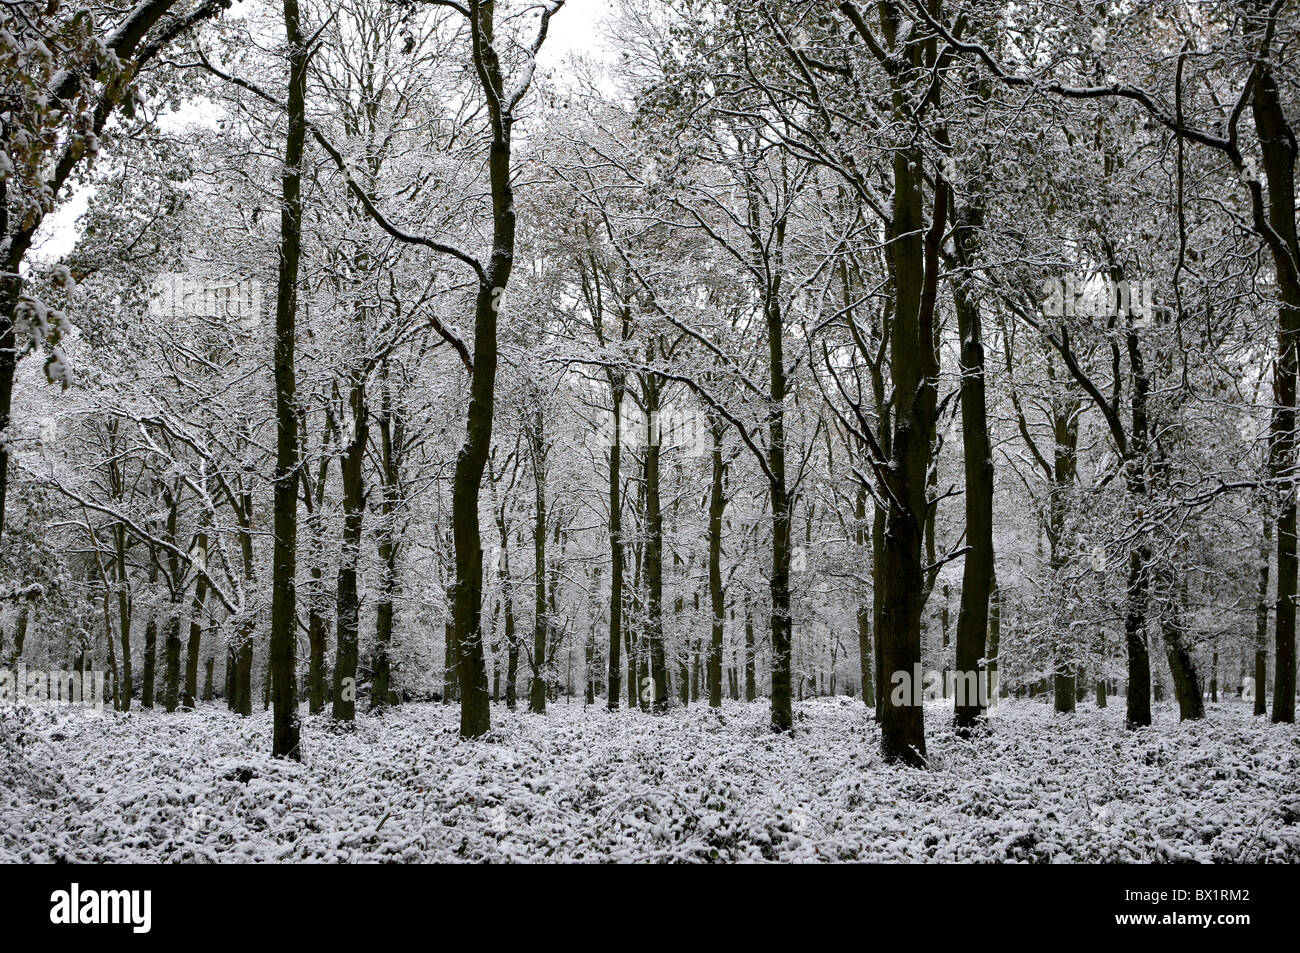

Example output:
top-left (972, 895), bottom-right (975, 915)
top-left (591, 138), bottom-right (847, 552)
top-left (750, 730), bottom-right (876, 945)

top-left (1, 0), bottom-right (1299, 865)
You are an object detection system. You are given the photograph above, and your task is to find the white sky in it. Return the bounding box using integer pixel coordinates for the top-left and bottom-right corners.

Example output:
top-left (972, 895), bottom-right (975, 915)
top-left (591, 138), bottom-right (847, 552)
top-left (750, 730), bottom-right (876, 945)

top-left (538, 0), bottom-right (610, 69)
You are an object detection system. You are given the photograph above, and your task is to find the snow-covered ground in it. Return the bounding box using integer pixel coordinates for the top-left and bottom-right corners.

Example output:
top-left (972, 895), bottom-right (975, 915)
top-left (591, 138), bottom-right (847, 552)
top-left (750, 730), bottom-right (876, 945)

top-left (2, 697), bottom-right (1297, 862)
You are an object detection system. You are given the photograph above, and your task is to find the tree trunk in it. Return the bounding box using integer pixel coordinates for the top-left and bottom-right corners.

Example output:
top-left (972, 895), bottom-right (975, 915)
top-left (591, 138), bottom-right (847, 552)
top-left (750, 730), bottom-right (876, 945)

top-left (114, 525), bottom-right (132, 711)
top-left (141, 612), bottom-right (157, 709)
top-left (765, 295), bottom-right (793, 734)
top-left (162, 604), bottom-right (182, 713)
top-left (332, 383), bottom-right (366, 722)
top-left (853, 485), bottom-right (875, 708)
top-left (529, 404), bottom-right (549, 714)
top-left (372, 372), bottom-right (402, 711)
top-left (744, 602), bottom-right (756, 701)
top-left (603, 384), bottom-right (625, 709)
top-left (1254, 67), bottom-right (1300, 724)
top-left (641, 372), bottom-right (670, 712)
top-left (1256, 517), bottom-right (1271, 715)
top-left (268, 0), bottom-right (306, 758)
top-left (951, 207), bottom-right (994, 731)
top-left (707, 421), bottom-right (726, 708)
top-left (182, 532), bottom-right (208, 710)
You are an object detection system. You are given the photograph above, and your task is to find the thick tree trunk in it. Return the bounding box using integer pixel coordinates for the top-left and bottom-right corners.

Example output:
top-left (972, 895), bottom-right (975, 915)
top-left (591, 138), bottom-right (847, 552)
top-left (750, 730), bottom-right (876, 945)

top-left (876, 133), bottom-right (943, 764)
top-left (1159, 572), bottom-right (1204, 721)
top-left (162, 603), bottom-right (182, 713)
top-left (1124, 545), bottom-right (1152, 728)
top-left (1245, 61), bottom-right (1300, 724)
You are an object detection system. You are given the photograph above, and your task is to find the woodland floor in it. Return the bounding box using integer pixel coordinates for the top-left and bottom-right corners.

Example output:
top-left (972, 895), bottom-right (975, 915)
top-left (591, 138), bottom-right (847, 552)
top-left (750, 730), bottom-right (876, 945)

top-left (2, 694), bottom-right (1298, 862)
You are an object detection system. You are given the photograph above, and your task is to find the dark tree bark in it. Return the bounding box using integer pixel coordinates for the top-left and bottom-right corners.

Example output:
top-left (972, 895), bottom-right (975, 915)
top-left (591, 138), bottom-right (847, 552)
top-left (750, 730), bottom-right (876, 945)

top-left (875, 146), bottom-right (944, 764)
top-left (529, 401), bottom-right (549, 714)
top-left (332, 382), bottom-right (366, 723)
top-left (269, 0), bottom-right (306, 759)
top-left (141, 610), bottom-right (157, 710)
top-left (1050, 394), bottom-right (1080, 714)
top-left (606, 383), bottom-right (625, 710)
top-left (764, 288), bottom-right (794, 733)
top-left (853, 485), bottom-right (875, 708)
top-left (951, 205), bottom-right (994, 732)
top-left (707, 419), bottom-right (727, 708)
top-left (161, 488), bottom-right (183, 713)
top-left (182, 531), bottom-right (208, 710)
top-left (641, 370), bottom-right (669, 712)
top-left (1256, 517), bottom-right (1271, 716)
top-left (113, 522), bottom-right (132, 712)
top-left (1253, 66), bottom-right (1300, 725)
top-left (371, 367), bottom-right (404, 711)
top-left (744, 602), bottom-right (756, 702)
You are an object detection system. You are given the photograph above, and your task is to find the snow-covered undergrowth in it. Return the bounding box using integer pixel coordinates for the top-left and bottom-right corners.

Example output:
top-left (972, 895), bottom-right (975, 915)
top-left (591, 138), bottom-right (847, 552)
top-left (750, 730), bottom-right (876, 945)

top-left (2, 696), bottom-right (1297, 862)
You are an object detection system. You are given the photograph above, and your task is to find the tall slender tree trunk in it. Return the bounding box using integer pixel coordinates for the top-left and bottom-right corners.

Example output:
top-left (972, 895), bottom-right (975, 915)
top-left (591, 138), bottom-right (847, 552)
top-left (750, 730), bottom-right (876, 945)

top-left (372, 371), bottom-right (402, 711)
top-left (446, 0), bottom-right (553, 739)
top-left (182, 532), bottom-right (207, 710)
top-left (606, 384), bottom-right (624, 710)
top-left (161, 491), bottom-right (183, 713)
top-left (707, 420), bottom-right (726, 708)
top-left (332, 384), bottom-right (366, 722)
top-left (1256, 517), bottom-right (1271, 716)
top-left (142, 611), bottom-right (157, 709)
top-left (1049, 398), bottom-right (1079, 715)
top-left (853, 485), bottom-right (875, 708)
top-left (744, 602), bottom-right (756, 702)
top-left (987, 581), bottom-right (1000, 703)
top-left (642, 372), bottom-right (669, 712)
top-left (114, 525), bottom-right (132, 711)
top-left (765, 292), bottom-right (793, 734)
top-left (529, 404), bottom-right (548, 714)
top-left (952, 206), bottom-right (994, 732)
top-left (269, 0), bottom-right (306, 758)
